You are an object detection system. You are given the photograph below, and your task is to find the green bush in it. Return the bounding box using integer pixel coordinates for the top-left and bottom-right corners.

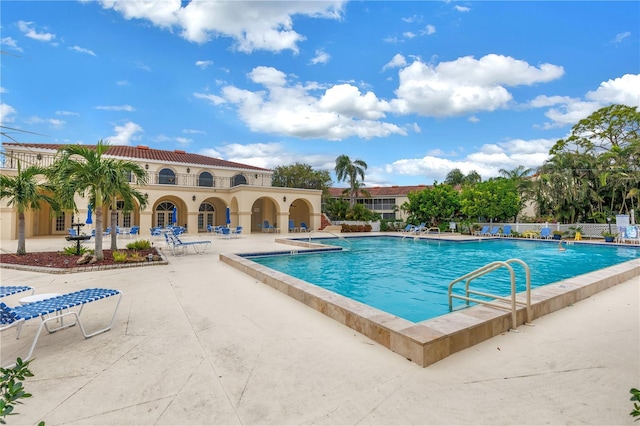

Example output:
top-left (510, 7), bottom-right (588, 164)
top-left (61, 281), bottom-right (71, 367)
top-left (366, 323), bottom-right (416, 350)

top-left (630, 388), bottom-right (640, 420)
top-left (126, 239), bottom-right (151, 250)
top-left (0, 358), bottom-right (43, 425)
top-left (112, 251), bottom-right (128, 262)
top-left (61, 245), bottom-right (91, 255)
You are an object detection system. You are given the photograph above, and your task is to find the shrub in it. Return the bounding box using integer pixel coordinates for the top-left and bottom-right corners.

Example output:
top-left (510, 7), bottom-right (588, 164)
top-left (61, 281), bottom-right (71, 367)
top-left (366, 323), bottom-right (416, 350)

top-left (0, 358), bottom-right (43, 425)
top-left (126, 239), bottom-right (151, 250)
top-left (112, 251), bottom-right (128, 262)
top-left (61, 245), bottom-right (91, 255)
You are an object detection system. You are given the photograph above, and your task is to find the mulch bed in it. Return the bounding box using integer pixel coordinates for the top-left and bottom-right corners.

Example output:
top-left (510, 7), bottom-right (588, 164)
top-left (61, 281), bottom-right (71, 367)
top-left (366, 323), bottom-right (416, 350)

top-left (0, 249), bottom-right (160, 269)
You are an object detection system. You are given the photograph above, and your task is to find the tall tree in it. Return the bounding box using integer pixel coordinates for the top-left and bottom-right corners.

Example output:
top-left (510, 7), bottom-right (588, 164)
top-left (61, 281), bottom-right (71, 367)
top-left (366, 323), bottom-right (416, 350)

top-left (334, 155), bottom-right (367, 207)
top-left (0, 162), bottom-right (58, 255)
top-left (444, 168), bottom-right (465, 186)
top-left (271, 163), bottom-right (332, 193)
top-left (49, 140), bottom-right (148, 259)
top-left (401, 184), bottom-right (460, 226)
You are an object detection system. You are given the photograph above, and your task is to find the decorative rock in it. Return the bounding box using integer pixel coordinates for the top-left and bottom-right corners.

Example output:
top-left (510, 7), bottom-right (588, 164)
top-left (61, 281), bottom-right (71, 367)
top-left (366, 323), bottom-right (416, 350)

top-left (77, 253), bottom-right (98, 265)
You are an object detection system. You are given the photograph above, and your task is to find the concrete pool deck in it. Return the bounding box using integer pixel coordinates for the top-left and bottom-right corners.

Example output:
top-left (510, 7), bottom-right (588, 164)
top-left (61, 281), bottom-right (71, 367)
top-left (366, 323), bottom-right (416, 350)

top-left (1, 232), bottom-right (638, 424)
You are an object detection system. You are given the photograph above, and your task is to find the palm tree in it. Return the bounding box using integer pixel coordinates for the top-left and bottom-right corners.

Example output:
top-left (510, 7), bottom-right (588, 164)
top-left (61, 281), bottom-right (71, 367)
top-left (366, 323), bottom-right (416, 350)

top-left (0, 162), bottom-right (58, 255)
top-left (444, 168), bottom-right (465, 186)
top-left (49, 140), bottom-right (148, 260)
top-left (335, 155), bottom-right (368, 207)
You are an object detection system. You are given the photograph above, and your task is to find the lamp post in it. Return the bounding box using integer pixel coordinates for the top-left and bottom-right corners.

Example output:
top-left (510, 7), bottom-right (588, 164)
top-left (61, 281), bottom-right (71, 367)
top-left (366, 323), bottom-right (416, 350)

top-left (607, 217), bottom-right (612, 234)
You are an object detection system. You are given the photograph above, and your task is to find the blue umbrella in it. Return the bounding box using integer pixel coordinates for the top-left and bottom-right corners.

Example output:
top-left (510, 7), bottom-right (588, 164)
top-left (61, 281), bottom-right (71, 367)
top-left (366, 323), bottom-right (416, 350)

top-left (226, 207), bottom-right (231, 225)
top-left (172, 206), bottom-right (177, 225)
top-left (86, 204), bottom-right (93, 224)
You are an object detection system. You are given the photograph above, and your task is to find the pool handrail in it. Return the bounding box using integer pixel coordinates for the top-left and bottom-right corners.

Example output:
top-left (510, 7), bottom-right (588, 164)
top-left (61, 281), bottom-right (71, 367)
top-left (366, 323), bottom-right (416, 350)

top-left (307, 229), bottom-right (352, 246)
top-left (448, 258), bottom-right (531, 330)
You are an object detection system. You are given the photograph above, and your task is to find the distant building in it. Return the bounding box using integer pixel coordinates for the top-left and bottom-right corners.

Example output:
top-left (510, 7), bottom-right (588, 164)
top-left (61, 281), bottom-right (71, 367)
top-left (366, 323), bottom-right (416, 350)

top-left (0, 143), bottom-right (322, 239)
top-left (328, 185), bottom-right (431, 220)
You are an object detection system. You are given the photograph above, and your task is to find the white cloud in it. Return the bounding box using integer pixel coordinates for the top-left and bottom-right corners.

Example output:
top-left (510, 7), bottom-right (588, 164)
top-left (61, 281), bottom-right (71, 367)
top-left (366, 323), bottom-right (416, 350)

top-left (213, 142), bottom-right (335, 170)
top-left (310, 49), bottom-right (331, 65)
top-left (194, 92), bottom-right (226, 105)
top-left (183, 128), bottom-right (206, 135)
top-left (585, 74), bottom-right (640, 106)
top-left (99, 0), bottom-right (345, 53)
top-left (421, 24), bottom-right (436, 35)
top-left (213, 66), bottom-right (406, 141)
top-left (401, 15), bottom-right (423, 23)
top-left (454, 5), bottom-right (471, 12)
top-left (69, 45), bottom-right (96, 56)
top-left (0, 87), bottom-right (6, 94)
top-left (382, 54), bottom-right (407, 71)
top-left (532, 74), bottom-right (640, 129)
top-left (24, 116), bottom-right (66, 128)
top-left (1, 37), bottom-right (23, 52)
top-left (95, 105), bottom-right (136, 111)
top-left (0, 103), bottom-right (17, 123)
top-left (116, 80), bottom-right (130, 86)
top-left (195, 60), bottom-right (213, 69)
top-left (385, 137), bottom-right (554, 183)
top-left (393, 54), bottom-right (564, 117)
top-left (175, 137), bottom-right (191, 145)
top-left (612, 32), bottom-right (631, 44)
top-left (106, 121), bottom-right (143, 145)
top-left (55, 110), bottom-right (80, 116)
top-left (17, 21), bottom-right (56, 42)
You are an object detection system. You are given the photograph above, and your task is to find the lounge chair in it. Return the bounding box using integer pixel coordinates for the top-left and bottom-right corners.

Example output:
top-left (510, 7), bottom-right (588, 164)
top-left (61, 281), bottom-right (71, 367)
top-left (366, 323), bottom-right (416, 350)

top-left (299, 222), bottom-right (309, 232)
top-left (399, 224), bottom-right (413, 233)
top-left (231, 226), bottom-right (243, 237)
top-left (487, 226), bottom-right (500, 236)
top-left (129, 226), bottom-right (140, 237)
top-left (623, 226), bottom-right (639, 244)
top-left (474, 226), bottom-right (489, 236)
top-left (540, 227), bottom-right (552, 239)
top-left (220, 227), bottom-right (231, 239)
top-left (0, 286), bottom-right (34, 298)
top-left (289, 220), bottom-right (298, 233)
top-left (262, 220), bottom-right (274, 233)
top-left (164, 233), bottom-right (211, 254)
top-left (1, 288), bottom-right (122, 366)
top-left (411, 223), bottom-right (427, 234)
top-left (501, 225), bottom-right (513, 237)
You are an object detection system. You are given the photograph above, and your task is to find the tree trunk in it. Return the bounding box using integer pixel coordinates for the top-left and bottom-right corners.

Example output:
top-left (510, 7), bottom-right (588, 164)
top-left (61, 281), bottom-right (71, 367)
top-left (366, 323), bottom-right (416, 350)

top-left (110, 206), bottom-right (118, 251)
top-left (16, 211), bottom-right (26, 255)
top-left (94, 205), bottom-right (104, 260)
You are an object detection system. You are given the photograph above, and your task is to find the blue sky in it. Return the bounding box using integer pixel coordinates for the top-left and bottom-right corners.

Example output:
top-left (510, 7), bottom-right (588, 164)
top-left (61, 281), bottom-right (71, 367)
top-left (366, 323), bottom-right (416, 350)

top-left (1, 1), bottom-right (639, 187)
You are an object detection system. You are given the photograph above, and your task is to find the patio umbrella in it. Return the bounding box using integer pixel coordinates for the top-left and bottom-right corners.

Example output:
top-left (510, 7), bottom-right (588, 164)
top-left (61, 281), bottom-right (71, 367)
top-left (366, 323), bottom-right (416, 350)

top-left (173, 206), bottom-right (177, 225)
top-left (226, 207), bottom-right (231, 226)
top-left (86, 204), bottom-right (93, 224)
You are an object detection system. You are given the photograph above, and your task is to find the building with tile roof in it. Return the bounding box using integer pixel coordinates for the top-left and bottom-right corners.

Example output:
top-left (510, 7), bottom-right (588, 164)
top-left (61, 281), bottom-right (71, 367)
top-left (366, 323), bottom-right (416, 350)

top-left (0, 143), bottom-right (322, 240)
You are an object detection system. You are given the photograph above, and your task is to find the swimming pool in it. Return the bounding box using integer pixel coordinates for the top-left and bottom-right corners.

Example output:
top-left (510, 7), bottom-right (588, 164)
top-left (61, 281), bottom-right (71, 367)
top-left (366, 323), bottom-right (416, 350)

top-left (222, 234), bottom-right (640, 366)
top-left (249, 237), bottom-right (639, 322)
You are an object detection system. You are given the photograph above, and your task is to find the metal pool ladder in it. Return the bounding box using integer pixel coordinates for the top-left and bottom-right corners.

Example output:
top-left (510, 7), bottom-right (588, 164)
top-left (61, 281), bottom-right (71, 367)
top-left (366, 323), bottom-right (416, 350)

top-left (448, 258), bottom-right (531, 330)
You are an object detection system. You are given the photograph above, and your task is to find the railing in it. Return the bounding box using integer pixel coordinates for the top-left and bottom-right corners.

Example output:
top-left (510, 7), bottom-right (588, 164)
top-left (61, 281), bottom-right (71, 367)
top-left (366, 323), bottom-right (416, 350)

top-left (448, 258), bottom-right (531, 330)
top-left (307, 229), bottom-right (352, 247)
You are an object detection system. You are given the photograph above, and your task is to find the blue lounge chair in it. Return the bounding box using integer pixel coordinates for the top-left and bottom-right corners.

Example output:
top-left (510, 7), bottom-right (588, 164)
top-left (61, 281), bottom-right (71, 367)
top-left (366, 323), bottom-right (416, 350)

top-left (0, 286), bottom-right (34, 298)
top-left (488, 226), bottom-right (500, 236)
top-left (399, 224), bottom-right (413, 233)
top-left (474, 225), bottom-right (489, 236)
top-left (540, 227), bottom-right (552, 239)
top-left (262, 220), bottom-right (274, 233)
top-left (220, 227), bottom-right (231, 239)
top-left (501, 225), bottom-right (512, 237)
top-left (1, 288), bottom-right (122, 366)
top-left (129, 226), bottom-right (140, 237)
top-left (299, 222), bottom-right (309, 232)
top-left (289, 220), bottom-right (298, 232)
top-left (231, 226), bottom-right (243, 237)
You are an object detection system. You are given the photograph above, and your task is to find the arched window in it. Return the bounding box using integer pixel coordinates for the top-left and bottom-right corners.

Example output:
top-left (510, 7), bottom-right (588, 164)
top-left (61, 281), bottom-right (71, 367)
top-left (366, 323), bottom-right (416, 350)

top-left (232, 174), bottom-right (247, 187)
top-left (198, 172), bottom-right (214, 187)
top-left (159, 168), bottom-right (176, 185)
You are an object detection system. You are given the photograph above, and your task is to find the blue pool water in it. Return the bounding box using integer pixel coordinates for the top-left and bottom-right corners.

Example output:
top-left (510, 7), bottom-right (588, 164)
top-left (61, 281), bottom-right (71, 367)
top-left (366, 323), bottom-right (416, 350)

top-left (249, 237), bottom-right (639, 322)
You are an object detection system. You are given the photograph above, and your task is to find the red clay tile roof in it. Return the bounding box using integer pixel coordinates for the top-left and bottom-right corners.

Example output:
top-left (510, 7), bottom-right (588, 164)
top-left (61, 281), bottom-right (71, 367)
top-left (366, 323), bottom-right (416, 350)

top-left (329, 185), bottom-right (430, 197)
top-left (2, 142), bottom-right (271, 172)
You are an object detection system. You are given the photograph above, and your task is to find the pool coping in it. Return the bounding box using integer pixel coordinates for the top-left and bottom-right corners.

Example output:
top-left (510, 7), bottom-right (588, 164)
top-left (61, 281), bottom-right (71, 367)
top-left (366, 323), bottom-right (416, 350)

top-left (220, 236), bottom-right (640, 367)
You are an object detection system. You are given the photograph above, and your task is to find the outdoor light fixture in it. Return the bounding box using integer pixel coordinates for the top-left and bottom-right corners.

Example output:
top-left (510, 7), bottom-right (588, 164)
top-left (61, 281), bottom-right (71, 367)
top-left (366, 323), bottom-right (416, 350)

top-left (186, 167), bottom-right (190, 173)
top-left (192, 195), bottom-right (196, 201)
top-left (145, 164), bottom-right (149, 170)
top-left (283, 196), bottom-right (287, 202)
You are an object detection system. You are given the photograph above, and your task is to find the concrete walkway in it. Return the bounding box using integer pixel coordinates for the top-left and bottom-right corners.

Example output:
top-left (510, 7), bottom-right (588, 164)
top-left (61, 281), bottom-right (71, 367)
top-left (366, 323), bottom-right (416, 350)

top-left (0, 234), bottom-right (638, 425)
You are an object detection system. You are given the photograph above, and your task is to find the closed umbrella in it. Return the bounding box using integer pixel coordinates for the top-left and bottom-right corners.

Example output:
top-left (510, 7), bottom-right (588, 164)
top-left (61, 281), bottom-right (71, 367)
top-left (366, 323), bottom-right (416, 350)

top-left (172, 206), bottom-right (177, 226)
top-left (86, 204), bottom-right (93, 224)
top-left (226, 207), bottom-right (231, 226)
